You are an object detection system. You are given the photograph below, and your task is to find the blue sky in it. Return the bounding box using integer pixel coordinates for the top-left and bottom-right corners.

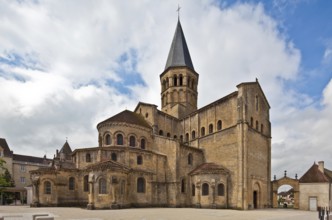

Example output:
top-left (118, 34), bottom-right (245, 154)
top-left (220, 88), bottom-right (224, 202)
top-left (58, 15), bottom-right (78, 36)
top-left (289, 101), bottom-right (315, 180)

top-left (0, 0), bottom-right (331, 180)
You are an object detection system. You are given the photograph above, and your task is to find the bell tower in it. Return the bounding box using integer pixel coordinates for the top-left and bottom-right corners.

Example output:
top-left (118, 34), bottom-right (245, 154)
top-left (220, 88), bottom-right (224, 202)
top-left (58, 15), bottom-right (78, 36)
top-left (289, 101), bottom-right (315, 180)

top-left (160, 20), bottom-right (199, 119)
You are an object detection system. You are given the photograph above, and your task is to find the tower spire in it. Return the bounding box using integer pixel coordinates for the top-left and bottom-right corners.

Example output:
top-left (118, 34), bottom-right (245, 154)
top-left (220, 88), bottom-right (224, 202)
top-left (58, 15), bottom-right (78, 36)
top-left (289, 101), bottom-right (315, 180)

top-left (177, 4), bottom-right (181, 21)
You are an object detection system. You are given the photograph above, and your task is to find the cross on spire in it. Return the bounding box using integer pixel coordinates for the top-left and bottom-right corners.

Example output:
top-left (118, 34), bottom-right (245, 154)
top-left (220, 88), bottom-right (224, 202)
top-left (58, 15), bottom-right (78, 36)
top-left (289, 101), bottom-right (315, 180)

top-left (177, 4), bottom-right (181, 20)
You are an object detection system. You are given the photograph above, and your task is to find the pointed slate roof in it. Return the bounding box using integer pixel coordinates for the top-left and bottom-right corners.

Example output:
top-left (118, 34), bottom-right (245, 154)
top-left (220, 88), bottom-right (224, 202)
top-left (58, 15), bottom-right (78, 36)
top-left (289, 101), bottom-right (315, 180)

top-left (59, 141), bottom-right (72, 154)
top-left (299, 163), bottom-right (332, 183)
top-left (165, 20), bottom-right (194, 71)
top-left (97, 110), bottom-right (151, 129)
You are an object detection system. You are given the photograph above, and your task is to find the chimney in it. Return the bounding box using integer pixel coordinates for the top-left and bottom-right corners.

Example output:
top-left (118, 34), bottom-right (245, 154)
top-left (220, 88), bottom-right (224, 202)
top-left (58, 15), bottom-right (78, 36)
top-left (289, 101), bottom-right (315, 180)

top-left (318, 161), bottom-right (324, 173)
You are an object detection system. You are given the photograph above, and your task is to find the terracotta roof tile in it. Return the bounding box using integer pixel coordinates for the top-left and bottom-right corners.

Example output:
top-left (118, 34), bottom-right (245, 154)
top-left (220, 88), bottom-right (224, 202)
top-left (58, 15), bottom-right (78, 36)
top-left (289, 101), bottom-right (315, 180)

top-left (299, 163), bottom-right (330, 183)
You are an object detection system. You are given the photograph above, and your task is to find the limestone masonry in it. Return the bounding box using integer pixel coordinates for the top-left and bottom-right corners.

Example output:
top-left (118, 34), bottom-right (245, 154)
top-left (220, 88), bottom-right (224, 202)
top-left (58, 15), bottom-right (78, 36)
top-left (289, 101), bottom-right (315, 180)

top-left (29, 20), bottom-right (272, 210)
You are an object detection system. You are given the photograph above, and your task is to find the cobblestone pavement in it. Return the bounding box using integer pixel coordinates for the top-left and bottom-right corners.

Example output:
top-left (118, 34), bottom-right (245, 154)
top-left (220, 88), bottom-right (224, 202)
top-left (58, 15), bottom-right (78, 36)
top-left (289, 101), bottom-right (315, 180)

top-left (0, 206), bottom-right (321, 220)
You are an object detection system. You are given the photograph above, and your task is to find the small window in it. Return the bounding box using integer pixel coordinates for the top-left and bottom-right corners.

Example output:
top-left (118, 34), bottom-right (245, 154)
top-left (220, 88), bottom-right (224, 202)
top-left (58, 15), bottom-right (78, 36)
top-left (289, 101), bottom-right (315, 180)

top-left (179, 75), bottom-right (183, 86)
top-left (69, 177), bottom-right (75, 190)
top-left (140, 139), bottom-right (146, 149)
top-left (255, 95), bottom-right (259, 111)
top-left (105, 134), bottom-right (111, 145)
top-left (187, 76), bottom-right (191, 88)
top-left (99, 178), bottom-right (107, 194)
top-left (217, 183), bottom-right (225, 196)
top-left (191, 130), bottom-right (196, 140)
top-left (173, 135), bottom-right (177, 139)
top-left (83, 175), bottom-right (89, 192)
top-left (137, 155), bottom-right (143, 165)
top-left (44, 181), bottom-right (51, 194)
top-left (201, 127), bottom-right (205, 136)
top-left (261, 124), bottom-right (264, 133)
top-left (117, 134), bottom-right (123, 145)
top-left (185, 133), bottom-right (189, 142)
top-left (129, 136), bottom-right (136, 147)
top-left (137, 177), bottom-right (145, 193)
top-left (20, 177), bottom-right (26, 183)
top-left (120, 180), bottom-right (125, 195)
top-left (173, 75), bottom-right (177, 86)
top-left (145, 113), bottom-right (149, 118)
top-left (180, 135), bottom-right (183, 142)
top-left (250, 117), bottom-right (253, 127)
top-left (167, 133), bottom-right (171, 137)
top-left (192, 184), bottom-right (195, 196)
top-left (202, 183), bottom-right (209, 196)
top-left (20, 165), bottom-right (26, 172)
top-left (159, 130), bottom-right (163, 136)
top-left (256, 120), bottom-right (259, 130)
top-left (111, 152), bottom-right (117, 161)
top-left (209, 124), bottom-right (213, 134)
top-left (217, 120), bottom-right (222, 130)
top-left (86, 153), bottom-right (91, 163)
top-left (181, 179), bottom-right (186, 193)
top-left (188, 153), bottom-right (193, 165)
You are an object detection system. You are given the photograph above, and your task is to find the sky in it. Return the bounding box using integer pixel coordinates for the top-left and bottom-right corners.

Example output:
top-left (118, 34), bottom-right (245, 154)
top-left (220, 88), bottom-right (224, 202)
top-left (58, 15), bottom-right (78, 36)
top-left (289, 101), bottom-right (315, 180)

top-left (0, 0), bottom-right (331, 182)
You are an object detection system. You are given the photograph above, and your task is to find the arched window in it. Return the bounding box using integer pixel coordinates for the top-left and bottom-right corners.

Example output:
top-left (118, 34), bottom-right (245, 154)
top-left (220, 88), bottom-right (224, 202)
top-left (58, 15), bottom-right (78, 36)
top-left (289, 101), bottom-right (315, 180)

top-left (173, 135), bottom-right (177, 139)
top-left (129, 136), bottom-right (136, 147)
top-left (191, 130), bottom-right (196, 140)
top-left (202, 183), bottom-right (209, 196)
top-left (44, 181), bottom-right (51, 194)
top-left (166, 77), bottom-right (169, 88)
top-left (99, 178), bottom-right (107, 194)
top-left (173, 75), bottom-right (177, 86)
top-left (187, 76), bottom-right (191, 88)
top-left (256, 120), bottom-right (259, 130)
top-left (201, 127), bottom-right (205, 136)
top-left (162, 80), bottom-right (166, 91)
top-left (167, 132), bottom-right (171, 138)
top-left (217, 183), bottom-right (225, 196)
top-left (140, 139), bottom-right (146, 149)
top-left (188, 153), bottom-right (193, 165)
top-left (192, 184), bottom-right (195, 196)
top-left (69, 177), bottom-right (75, 190)
top-left (137, 155), bottom-right (143, 165)
top-left (83, 175), bottom-right (89, 192)
top-left (111, 152), bottom-right (117, 161)
top-left (105, 134), bottom-right (111, 145)
top-left (179, 75), bottom-right (183, 86)
top-left (181, 179), bottom-right (186, 193)
top-left (117, 134), bottom-right (123, 145)
top-left (217, 120), bottom-right (222, 130)
top-left (137, 177), bottom-right (145, 193)
top-left (261, 124), bottom-right (264, 133)
top-left (250, 117), bottom-right (253, 127)
top-left (159, 130), bottom-right (163, 136)
top-left (185, 133), bottom-right (189, 142)
top-left (120, 180), bottom-right (125, 195)
top-left (191, 79), bottom-right (195, 89)
top-left (86, 153), bottom-right (91, 162)
top-left (255, 95), bottom-right (259, 111)
top-left (180, 135), bottom-right (183, 142)
top-left (209, 124), bottom-right (213, 134)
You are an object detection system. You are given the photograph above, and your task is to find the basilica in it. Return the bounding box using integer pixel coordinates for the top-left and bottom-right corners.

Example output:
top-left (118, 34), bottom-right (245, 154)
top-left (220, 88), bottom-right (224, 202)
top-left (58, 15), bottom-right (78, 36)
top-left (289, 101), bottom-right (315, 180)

top-left (30, 19), bottom-right (272, 210)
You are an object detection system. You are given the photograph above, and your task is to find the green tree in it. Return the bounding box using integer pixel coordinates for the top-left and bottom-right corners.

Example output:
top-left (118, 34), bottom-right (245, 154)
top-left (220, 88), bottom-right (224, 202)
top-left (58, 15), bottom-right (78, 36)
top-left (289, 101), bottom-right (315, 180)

top-left (0, 158), bottom-right (14, 187)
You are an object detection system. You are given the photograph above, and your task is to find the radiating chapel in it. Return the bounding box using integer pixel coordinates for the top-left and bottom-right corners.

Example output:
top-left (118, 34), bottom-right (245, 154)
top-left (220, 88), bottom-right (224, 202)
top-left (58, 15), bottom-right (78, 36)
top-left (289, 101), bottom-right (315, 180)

top-left (30, 19), bottom-right (272, 210)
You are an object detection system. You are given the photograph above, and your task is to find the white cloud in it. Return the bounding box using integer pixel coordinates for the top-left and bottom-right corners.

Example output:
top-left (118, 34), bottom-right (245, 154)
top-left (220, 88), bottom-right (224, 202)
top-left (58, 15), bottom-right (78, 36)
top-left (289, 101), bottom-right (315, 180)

top-left (0, 0), bottom-right (331, 179)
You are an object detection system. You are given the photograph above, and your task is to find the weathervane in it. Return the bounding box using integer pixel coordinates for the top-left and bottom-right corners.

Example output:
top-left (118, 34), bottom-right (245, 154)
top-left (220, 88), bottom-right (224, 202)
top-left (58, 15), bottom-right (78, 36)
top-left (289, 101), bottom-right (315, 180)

top-left (177, 4), bottom-right (181, 20)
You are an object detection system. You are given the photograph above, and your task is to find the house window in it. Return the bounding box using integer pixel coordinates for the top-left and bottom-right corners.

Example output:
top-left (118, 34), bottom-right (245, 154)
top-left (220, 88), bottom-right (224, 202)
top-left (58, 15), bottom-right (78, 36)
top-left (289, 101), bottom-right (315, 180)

top-left (217, 120), bottom-right (222, 130)
top-left (129, 136), bottom-right (136, 147)
top-left (159, 130), bottom-right (163, 136)
top-left (137, 155), bottom-right (143, 165)
top-left (105, 134), bottom-right (111, 145)
top-left (201, 127), bottom-right (205, 136)
top-left (192, 184), bottom-right (195, 196)
top-left (20, 165), bottom-right (26, 172)
top-left (140, 139), bottom-right (146, 149)
top-left (99, 178), bottom-right (107, 194)
top-left (217, 183), bottom-right (225, 196)
top-left (44, 181), bottom-right (51, 194)
top-left (137, 177), bottom-right (145, 193)
top-left (188, 153), bottom-right (193, 165)
top-left (83, 175), bottom-right (89, 192)
top-left (209, 124), bottom-right (213, 134)
top-left (202, 183), bottom-right (209, 196)
top-left (20, 177), bottom-right (26, 183)
top-left (181, 179), bottom-right (186, 193)
top-left (111, 152), bottom-right (117, 161)
top-left (191, 130), bottom-right (196, 140)
top-left (86, 153), bottom-right (91, 163)
top-left (117, 134), bottom-right (123, 145)
top-left (69, 177), bottom-right (75, 190)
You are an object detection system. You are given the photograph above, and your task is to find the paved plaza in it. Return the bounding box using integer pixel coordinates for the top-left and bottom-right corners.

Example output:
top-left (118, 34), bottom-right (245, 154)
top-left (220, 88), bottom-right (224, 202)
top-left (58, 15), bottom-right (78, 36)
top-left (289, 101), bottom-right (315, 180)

top-left (0, 206), bottom-right (322, 220)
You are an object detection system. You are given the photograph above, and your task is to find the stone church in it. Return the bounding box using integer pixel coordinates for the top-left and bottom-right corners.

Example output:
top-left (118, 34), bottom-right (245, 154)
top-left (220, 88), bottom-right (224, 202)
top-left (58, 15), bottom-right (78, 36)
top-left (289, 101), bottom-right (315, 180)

top-left (30, 19), bottom-right (272, 210)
